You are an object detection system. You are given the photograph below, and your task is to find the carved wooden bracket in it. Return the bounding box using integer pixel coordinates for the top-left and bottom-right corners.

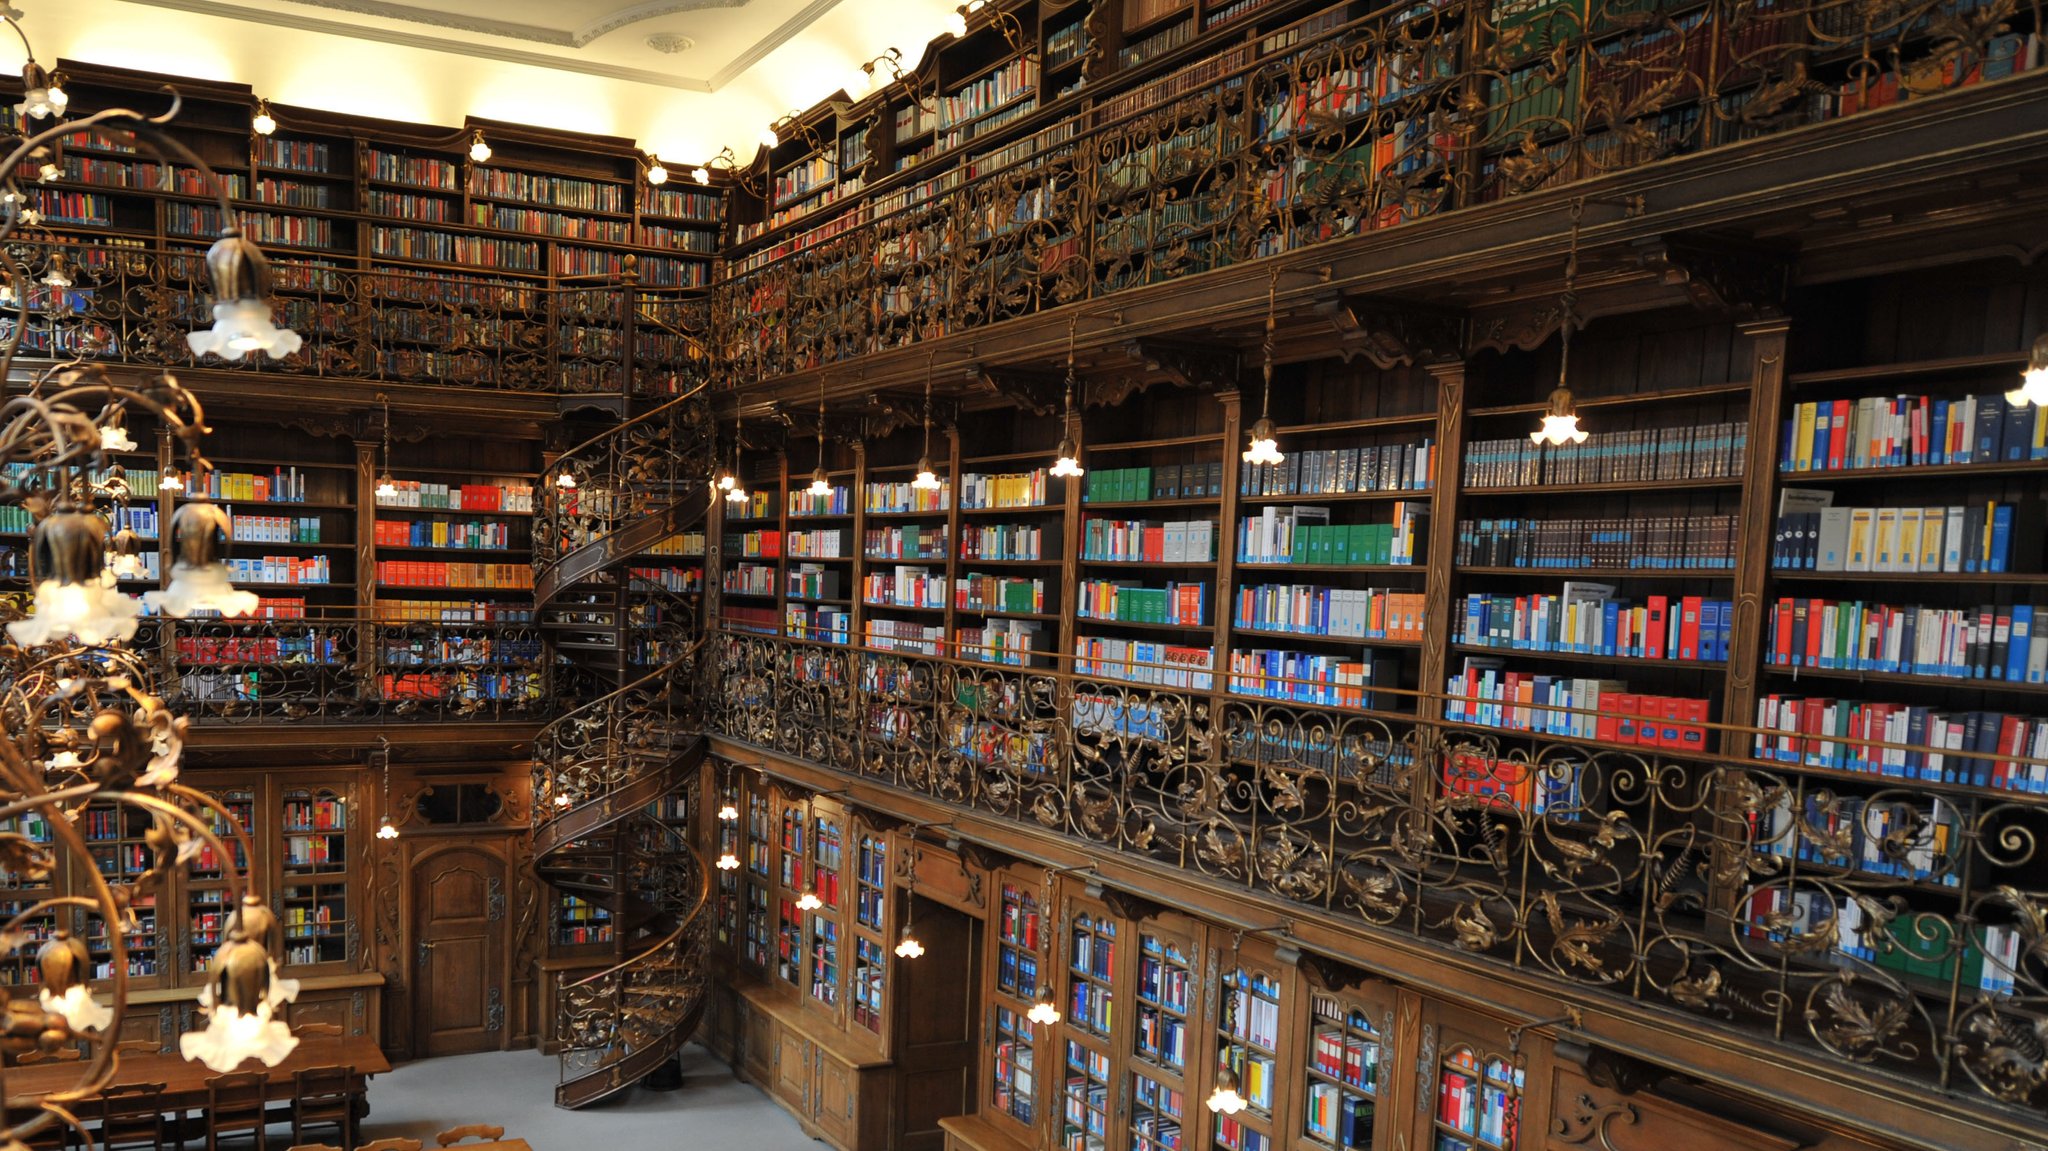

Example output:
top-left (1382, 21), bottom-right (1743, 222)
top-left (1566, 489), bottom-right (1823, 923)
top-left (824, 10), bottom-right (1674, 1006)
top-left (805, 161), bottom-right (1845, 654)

top-left (1104, 338), bottom-right (1239, 404)
top-left (1630, 233), bottom-right (1792, 319)
top-left (1087, 883), bottom-right (1166, 923)
top-left (859, 391), bottom-right (960, 440)
top-left (955, 841), bottom-right (1014, 875)
top-left (1314, 294), bottom-right (1468, 367)
top-left (1298, 951), bottom-right (1377, 992)
top-left (1467, 297), bottom-right (1576, 355)
top-left (964, 364), bottom-right (1065, 416)
top-left (770, 402), bottom-right (866, 445)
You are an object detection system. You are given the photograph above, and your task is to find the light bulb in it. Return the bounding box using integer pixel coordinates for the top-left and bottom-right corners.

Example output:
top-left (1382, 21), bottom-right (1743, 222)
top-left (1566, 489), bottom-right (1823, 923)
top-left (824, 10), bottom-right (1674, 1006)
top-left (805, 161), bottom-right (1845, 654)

top-left (1050, 436), bottom-right (1084, 478)
top-left (894, 930), bottom-right (925, 959)
top-left (760, 125), bottom-right (780, 149)
top-left (1027, 998), bottom-right (1060, 1025)
top-left (252, 105), bottom-right (276, 136)
top-left (725, 484), bottom-right (750, 504)
top-left (715, 471), bottom-right (738, 492)
top-left (469, 132), bottom-right (492, 163)
top-left (797, 891), bottom-right (823, 911)
top-left (1531, 387), bottom-right (1589, 446)
top-left (945, 10), bottom-right (968, 36)
top-left (555, 470), bottom-right (578, 490)
top-left (375, 818), bottom-right (399, 841)
top-left (807, 467), bottom-right (832, 497)
top-left (717, 852), bottom-right (741, 871)
top-left (646, 158), bottom-right (668, 185)
top-left (375, 474), bottom-right (397, 500)
top-left (692, 166), bottom-right (711, 185)
top-left (1206, 1067), bottom-right (1247, 1115)
top-left (912, 458), bottom-right (941, 491)
top-left (718, 803), bottom-right (739, 821)
top-left (1242, 416), bottom-right (1283, 465)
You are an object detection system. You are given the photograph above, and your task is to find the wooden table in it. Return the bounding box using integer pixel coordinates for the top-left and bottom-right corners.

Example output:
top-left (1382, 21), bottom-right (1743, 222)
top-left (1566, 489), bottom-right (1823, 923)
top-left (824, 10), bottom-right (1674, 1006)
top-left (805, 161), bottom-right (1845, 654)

top-left (443, 1142), bottom-right (532, 1151)
top-left (8, 1034), bottom-right (392, 1104)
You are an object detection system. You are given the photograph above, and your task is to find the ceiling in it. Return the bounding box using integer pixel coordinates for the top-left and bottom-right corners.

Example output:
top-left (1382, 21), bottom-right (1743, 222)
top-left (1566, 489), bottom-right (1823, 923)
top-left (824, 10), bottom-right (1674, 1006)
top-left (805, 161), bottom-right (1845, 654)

top-left (30, 0), bottom-right (959, 161)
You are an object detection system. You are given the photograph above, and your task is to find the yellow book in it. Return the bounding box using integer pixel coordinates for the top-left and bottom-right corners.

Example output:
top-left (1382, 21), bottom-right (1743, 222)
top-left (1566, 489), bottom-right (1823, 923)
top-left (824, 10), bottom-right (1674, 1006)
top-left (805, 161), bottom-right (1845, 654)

top-left (1794, 402), bottom-right (1817, 472)
top-left (1873, 508), bottom-right (1900, 572)
top-left (1897, 508), bottom-right (1922, 573)
top-left (1846, 508), bottom-right (1875, 572)
top-left (1919, 507), bottom-right (1945, 571)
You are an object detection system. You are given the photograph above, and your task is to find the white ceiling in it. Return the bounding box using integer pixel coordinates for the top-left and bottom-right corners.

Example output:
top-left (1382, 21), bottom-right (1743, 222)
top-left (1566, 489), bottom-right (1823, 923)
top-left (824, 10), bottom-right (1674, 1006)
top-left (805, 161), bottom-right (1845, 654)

top-left (29, 0), bottom-right (958, 162)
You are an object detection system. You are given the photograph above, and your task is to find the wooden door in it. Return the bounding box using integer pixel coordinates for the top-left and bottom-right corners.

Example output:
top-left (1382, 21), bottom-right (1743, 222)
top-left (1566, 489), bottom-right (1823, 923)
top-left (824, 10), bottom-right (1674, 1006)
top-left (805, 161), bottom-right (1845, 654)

top-left (410, 846), bottom-right (506, 1057)
top-left (890, 895), bottom-right (979, 1151)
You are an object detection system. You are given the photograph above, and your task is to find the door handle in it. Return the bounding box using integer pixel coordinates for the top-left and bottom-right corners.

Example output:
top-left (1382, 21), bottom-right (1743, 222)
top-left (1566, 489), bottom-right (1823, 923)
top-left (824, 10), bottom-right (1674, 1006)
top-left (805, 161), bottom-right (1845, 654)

top-left (417, 942), bottom-right (434, 969)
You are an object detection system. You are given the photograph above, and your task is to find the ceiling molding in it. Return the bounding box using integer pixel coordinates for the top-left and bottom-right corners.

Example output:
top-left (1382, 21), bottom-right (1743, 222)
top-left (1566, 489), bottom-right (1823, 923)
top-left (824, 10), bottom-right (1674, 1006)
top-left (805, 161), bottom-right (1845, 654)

top-left (120, 0), bottom-right (749, 91)
top-left (706, 0), bottom-right (844, 89)
top-left (192, 0), bottom-right (750, 48)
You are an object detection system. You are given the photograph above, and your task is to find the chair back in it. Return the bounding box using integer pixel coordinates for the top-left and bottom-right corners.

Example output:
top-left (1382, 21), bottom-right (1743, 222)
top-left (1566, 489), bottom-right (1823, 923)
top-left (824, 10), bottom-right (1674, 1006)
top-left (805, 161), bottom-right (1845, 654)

top-left (99, 1082), bottom-right (167, 1119)
top-left (284, 1145), bottom-right (345, 1151)
top-left (355, 1140), bottom-right (424, 1151)
top-left (206, 1070), bottom-right (270, 1119)
top-left (294, 1065), bottom-right (355, 1103)
top-left (435, 1127), bottom-right (504, 1146)
top-left (17, 1047), bottom-right (83, 1065)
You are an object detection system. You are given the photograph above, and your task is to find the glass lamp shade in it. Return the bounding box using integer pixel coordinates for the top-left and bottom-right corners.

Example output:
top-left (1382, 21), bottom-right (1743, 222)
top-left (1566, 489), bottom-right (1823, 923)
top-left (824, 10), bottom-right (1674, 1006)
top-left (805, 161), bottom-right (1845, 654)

top-left (375, 818), bottom-right (399, 841)
top-left (760, 125), bottom-right (780, 149)
top-left (187, 299), bottom-right (303, 362)
top-left (1050, 436), bottom-right (1085, 478)
top-left (945, 10), bottom-right (968, 36)
top-left (1530, 387), bottom-right (1589, 446)
top-left (252, 110), bottom-right (276, 136)
top-left (716, 852), bottom-right (741, 871)
top-left (554, 470), bottom-right (579, 490)
top-left (646, 160), bottom-right (668, 185)
top-left (179, 940), bottom-right (301, 1072)
top-left (1242, 416), bottom-right (1283, 465)
top-left (724, 484), bottom-right (750, 504)
top-left (691, 166), bottom-right (711, 185)
top-left (143, 502), bottom-right (257, 619)
top-left (911, 456), bottom-right (942, 491)
top-left (1026, 998), bottom-right (1061, 1025)
top-left (718, 803), bottom-right (740, 821)
top-left (893, 928), bottom-right (925, 959)
top-left (468, 133), bottom-right (492, 163)
top-left (2007, 333), bottom-right (2048, 407)
top-left (160, 469), bottom-right (185, 492)
top-left (100, 422), bottom-right (137, 453)
top-left (807, 466), bottom-right (833, 497)
top-left (797, 891), bottom-right (824, 911)
top-left (714, 469), bottom-right (737, 492)
top-left (109, 528), bottom-right (148, 579)
top-left (1206, 1066), bottom-right (1248, 1114)
top-left (375, 474), bottom-right (398, 500)
top-left (8, 513), bottom-right (142, 646)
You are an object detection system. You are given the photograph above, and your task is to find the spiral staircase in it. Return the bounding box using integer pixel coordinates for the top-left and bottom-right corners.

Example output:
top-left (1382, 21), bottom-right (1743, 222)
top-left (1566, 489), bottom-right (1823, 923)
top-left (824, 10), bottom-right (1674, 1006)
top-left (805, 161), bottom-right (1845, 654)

top-left (530, 393), bottom-right (718, 1108)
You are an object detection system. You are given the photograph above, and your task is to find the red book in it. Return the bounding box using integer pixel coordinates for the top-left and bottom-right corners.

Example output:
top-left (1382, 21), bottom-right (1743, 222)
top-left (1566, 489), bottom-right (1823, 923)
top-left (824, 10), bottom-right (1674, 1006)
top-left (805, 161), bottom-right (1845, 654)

top-left (1678, 596), bottom-right (1703, 661)
top-left (1680, 698), bottom-right (1709, 751)
top-left (1614, 694), bottom-right (1640, 742)
top-left (1799, 697), bottom-right (1829, 764)
top-left (1773, 599), bottom-right (1794, 666)
top-left (1645, 596), bottom-right (1669, 660)
top-left (1659, 697), bottom-right (1685, 748)
top-left (1827, 399), bottom-right (1851, 470)
top-left (1997, 714), bottom-right (2026, 790)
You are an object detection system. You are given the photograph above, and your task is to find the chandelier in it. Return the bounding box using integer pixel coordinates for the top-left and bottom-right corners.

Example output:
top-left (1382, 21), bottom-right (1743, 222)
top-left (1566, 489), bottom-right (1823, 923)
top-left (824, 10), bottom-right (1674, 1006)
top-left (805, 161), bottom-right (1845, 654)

top-left (0, 10), bottom-right (307, 1141)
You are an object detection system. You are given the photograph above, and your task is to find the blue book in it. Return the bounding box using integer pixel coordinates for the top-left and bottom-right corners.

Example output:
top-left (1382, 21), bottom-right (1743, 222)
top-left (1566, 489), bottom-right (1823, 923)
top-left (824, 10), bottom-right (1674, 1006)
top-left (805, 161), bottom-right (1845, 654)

top-left (1780, 417), bottom-right (1797, 471)
top-left (1991, 504), bottom-right (2015, 573)
top-left (2009, 605), bottom-right (2033, 684)
top-left (1931, 399), bottom-right (1950, 465)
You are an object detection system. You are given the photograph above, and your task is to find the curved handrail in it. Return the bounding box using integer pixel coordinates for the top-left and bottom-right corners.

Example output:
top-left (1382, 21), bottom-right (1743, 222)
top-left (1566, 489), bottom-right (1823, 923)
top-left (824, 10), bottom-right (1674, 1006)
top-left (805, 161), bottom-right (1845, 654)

top-left (532, 642), bottom-right (703, 831)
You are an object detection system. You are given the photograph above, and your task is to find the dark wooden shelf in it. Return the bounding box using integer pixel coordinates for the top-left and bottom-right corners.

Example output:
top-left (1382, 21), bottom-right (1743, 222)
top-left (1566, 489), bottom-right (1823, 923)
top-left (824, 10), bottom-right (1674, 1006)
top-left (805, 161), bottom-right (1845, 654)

top-left (1074, 617), bottom-right (1210, 634)
top-left (1462, 477), bottom-right (1744, 496)
top-left (1238, 489), bottom-right (1427, 504)
top-left (1236, 562), bottom-right (1423, 574)
top-left (1773, 460), bottom-right (2048, 483)
top-left (1234, 627), bottom-right (1422, 648)
top-left (1450, 643), bottom-right (1726, 671)
top-left (953, 606), bottom-right (1059, 621)
top-left (1457, 565), bottom-right (1736, 580)
top-left (1081, 497), bottom-right (1221, 511)
top-left (1760, 663), bottom-right (2048, 694)
top-left (1769, 569), bottom-right (2048, 585)
top-left (1078, 557), bottom-right (1219, 568)
top-left (1467, 382), bottom-right (1751, 418)
top-left (1785, 351), bottom-right (2027, 386)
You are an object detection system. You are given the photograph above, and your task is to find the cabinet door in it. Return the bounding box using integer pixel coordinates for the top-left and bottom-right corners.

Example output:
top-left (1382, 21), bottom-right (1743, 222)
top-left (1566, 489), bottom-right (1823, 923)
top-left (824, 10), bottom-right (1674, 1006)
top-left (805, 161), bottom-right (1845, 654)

top-left (1211, 936), bottom-right (1298, 1151)
top-left (776, 1026), bottom-right (811, 1110)
top-left (1129, 917), bottom-right (1203, 1151)
top-left (815, 1048), bottom-right (856, 1142)
top-left (1413, 1002), bottom-right (1546, 1151)
top-left (1294, 978), bottom-right (1399, 1151)
top-left (743, 1002), bottom-right (777, 1083)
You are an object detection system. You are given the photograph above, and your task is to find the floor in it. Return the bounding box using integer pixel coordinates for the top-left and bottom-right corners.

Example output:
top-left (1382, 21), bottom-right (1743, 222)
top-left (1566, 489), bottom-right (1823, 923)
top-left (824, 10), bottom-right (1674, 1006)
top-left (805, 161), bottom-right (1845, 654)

top-left (355, 1045), bottom-right (819, 1149)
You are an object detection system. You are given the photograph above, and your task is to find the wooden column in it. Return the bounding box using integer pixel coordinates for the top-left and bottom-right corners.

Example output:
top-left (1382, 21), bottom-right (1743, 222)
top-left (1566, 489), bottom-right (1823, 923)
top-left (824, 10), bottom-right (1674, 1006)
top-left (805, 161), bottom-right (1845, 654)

top-left (354, 438), bottom-right (379, 701)
top-left (1419, 360), bottom-right (1468, 724)
top-left (1212, 389), bottom-right (1243, 664)
top-left (1722, 318), bottom-right (1790, 757)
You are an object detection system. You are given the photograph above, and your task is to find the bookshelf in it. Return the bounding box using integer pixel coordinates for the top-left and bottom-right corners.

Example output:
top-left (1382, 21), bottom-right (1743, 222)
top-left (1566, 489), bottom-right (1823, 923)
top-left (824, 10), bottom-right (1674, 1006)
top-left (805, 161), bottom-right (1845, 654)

top-left (278, 783), bottom-right (352, 971)
top-left (0, 809), bottom-right (57, 987)
top-left (185, 784), bottom-right (256, 975)
top-left (850, 825), bottom-right (890, 1035)
top-left (81, 798), bottom-right (166, 984)
top-left (989, 872), bottom-right (1046, 1134)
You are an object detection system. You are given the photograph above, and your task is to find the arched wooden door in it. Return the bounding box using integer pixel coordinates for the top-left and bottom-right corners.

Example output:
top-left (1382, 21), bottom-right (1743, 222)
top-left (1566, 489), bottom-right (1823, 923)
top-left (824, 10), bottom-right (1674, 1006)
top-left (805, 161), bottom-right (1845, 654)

top-left (410, 846), bottom-right (507, 1057)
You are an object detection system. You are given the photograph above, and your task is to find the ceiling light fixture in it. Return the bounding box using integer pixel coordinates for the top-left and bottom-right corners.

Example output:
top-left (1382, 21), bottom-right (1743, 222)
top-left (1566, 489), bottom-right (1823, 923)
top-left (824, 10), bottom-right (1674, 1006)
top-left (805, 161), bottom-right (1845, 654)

top-left (1243, 271), bottom-right (1283, 466)
top-left (691, 165), bottom-right (711, 185)
top-left (374, 393), bottom-right (398, 500)
top-left (725, 418), bottom-right (750, 504)
top-left (2008, 332), bottom-right (2048, 408)
top-left (1027, 865), bottom-right (1061, 1024)
top-left (807, 377), bottom-right (832, 498)
top-left (1051, 317), bottom-right (1085, 479)
top-left (913, 351), bottom-right (942, 491)
top-left (374, 737), bottom-right (399, 840)
top-left (1206, 932), bottom-right (1252, 1114)
top-left (894, 830), bottom-right (925, 958)
top-left (1532, 199), bottom-right (1591, 447)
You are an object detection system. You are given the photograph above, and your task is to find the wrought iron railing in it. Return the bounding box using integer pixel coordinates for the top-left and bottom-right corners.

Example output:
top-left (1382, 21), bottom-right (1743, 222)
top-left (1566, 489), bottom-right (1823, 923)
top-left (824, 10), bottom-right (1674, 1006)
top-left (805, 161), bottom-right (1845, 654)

top-left (535, 389), bottom-right (715, 594)
top-left (532, 648), bottom-right (698, 818)
top-left (713, 0), bottom-right (2044, 377)
top-left (129, 613), bottom-right (550, 723)
top-left (707, 627), bottom-right (2048, 1117)
top-left (1, 238), bottom-right (710, 396)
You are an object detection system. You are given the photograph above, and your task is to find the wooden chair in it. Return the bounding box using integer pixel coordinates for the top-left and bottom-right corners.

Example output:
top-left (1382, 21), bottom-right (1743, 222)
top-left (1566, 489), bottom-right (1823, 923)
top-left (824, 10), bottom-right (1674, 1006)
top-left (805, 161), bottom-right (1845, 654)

top-left (434, 1127), bottom-right (503, 1147)
top-left (290, 1066), bottom-right (356, 1150)
top-left (292, 1022), bottom-right (345, 1038)
top-left (205, 1070), bottom-right (270, 1151)
top-left (94, 1082), bottom-right (169, 1151)
top-left (17, 1047), bottom-right (83, 1065)
top-left (354, 1140), bottom-right (423, 1151)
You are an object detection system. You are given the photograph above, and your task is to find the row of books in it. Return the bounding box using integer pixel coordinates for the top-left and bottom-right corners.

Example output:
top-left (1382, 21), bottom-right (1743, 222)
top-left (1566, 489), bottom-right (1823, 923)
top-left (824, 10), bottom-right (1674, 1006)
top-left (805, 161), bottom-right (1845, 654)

top-left (1767, 599), bottom-right (2048, 682)
top-left (1237, 504), bottom-right (1425, 566)
top-left (864, 617), bottom-right (944, 655)
top-left (865, 525), bottom-right (947, 560)
top-left (370, 226), bottom-right (541, 270)
top-left (229, 555), bottom-right (333, 585)
top-left (471, 168), bottom-right (625, 213)
top-left (1752, 695), bottom-right (2048, 792)
top-left (1738, 891), bottom-right (2024, 998)
top-left (627, 565), bottom-right (700, 594)
top-left (724, 563), bottom-right (776, 596)
top-left (863, 566), bottom-right (947, 609)
top-left (1119, 8), bottom-right (1195, 67)
top-left (373, 518), bottom-right (516, 550)
top-left (956, 574), bottom-right (1046, 614)
top-left (960, 619), bottom-right (1044, 666)
top-left (1454, 514), bottom-right (1738, 570)
top-left (647, 187), bottom-right (723, 222)
top-left (773, 155), bottom-right (837, 207)
top-left (237, 211), bottom-right (336, 249)
top-left (1446, 659), bottom-right (1712, 748)
top-left (259, 138), bottom-right (333, 173)
top-left (228, 514), bottom-right (323, 544)
top-left (470, 203), bottom-right (629, 243)
top-left (281, 797), bottom-right (347, 831)
top-left (1771, 495), bottom-right (2039, 574)
top-left (1437, 1058), bottom-right (1516, 1146)
top-left (372, 600), bottom-right (533, 622)
top-left (1242, 440), bottom-right (1435, 497)
top-left (32, 190), bottom-right (111, 226)
top-left (1457, 587), bottom-right (1735, 662)
top-left (1463, 421), bottom-right (1748, 487)
top-left (785, 563), bottom-right (842, 600)
top-left (1084, 463), bottom-right (1226, 503)
top-left (1233, 584), bottom-right (1427, 641)
top-left (786, 605), bottom-right (851, 644)
top-left (788, 487), bottom-right (851, 517)
top-left (373, 560), bottom-right (532, 589)
top-left (176, 634), bottom-right (340, 666)
top-left (251, 178), bottom-right (332, 208)
top-left (367, 148), bottom-right (459, 190)
top-left (643, 532), bottom-right (706, 557)
top-left (1078, 579), bottom-right (1206, 625)
top-left (57, 156), bottom-right (237, 196)
top-left (374, 480), bottom-right (534, 511)
top-left (1226, 973), bottom-right (1284, 1050)
top-left (377, 669), bottom-right (543, 701)
top-left (784, 529), bottom-right (841, 558)
top-left (1081, 518), bottom-right (1219, 563)
top-left (863, 481), bottom-right (949, 514)
top-left (1227, 647), bottom-right (1401, 708)
top-left (1073, 637), bottom-right (1215, 689)
top-left (939, 58), bottom-right (1039, 131)
top-left (195, 468), bottom-right (314, 503)
top-left (1134, 1006), bottom-right (1187, 1068)
top-left (1781, 392), bottom-right (2048, 473)
top-left (1754, 792), bottom-right (1959, 886)
top-left (960, 522), bottom-right (1047, 561)
top-left (962, 470), bottom-right (1052, 509)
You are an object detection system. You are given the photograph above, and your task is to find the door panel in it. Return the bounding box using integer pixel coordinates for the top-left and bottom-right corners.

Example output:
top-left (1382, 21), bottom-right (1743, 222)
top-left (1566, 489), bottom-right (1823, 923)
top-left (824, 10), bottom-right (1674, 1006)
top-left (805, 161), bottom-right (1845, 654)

top-left (892, 895), bottom-right (978, 1151)
top-left (411, 847), bottom-right (506, 1057)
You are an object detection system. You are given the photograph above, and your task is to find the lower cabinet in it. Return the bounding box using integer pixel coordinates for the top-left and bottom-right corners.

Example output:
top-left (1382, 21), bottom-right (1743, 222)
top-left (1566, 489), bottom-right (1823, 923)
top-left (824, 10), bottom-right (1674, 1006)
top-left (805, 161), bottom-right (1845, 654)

top-left (725, 984), bottom-right (891, 1151)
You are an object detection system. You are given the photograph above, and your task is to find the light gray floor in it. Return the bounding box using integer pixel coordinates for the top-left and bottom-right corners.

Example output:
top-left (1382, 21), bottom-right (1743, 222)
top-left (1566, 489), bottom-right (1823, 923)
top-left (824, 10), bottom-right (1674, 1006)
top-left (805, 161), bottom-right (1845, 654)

top-left (354, 1045), bottom-right (819, 1149)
